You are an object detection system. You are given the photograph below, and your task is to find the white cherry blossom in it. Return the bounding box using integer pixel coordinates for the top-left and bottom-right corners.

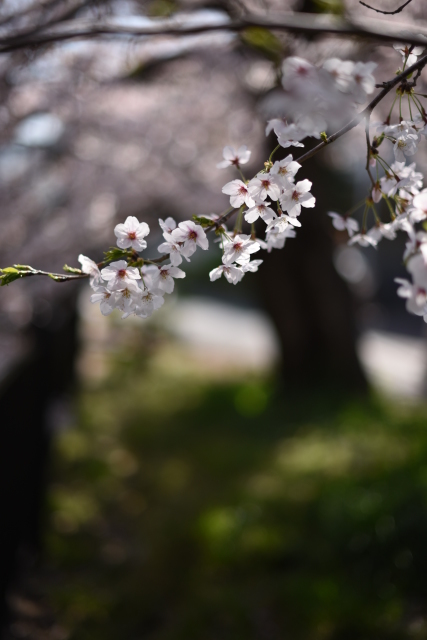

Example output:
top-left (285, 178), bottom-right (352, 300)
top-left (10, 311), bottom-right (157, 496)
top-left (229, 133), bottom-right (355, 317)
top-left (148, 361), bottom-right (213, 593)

top-left (114, 285), bottom-right (141, 318)
top-left (135, 289), bottom-right (165, 318)
top-left (350, 62), bottom-right (377, 103)
top-left (265, 118), bottom-right (288, 137)
top-left (277, 123), bottom-right (306, 149)
top-left (395, 278), bottom-right (427, 316)
top-left (222, 179), bottom-right (255, 208)
top-left (114, 216), bottom-right (150, 251)
top-left (280, 180), bottom-right (315, 217)
top-left (265, 226), bottom-right (296, 252)
top-left (159, 217), bottom-right (177, 236)
top-left (327, 212), bottom-right (359, 237)
top-left (157, 233), bottom-right (186, 266)
top-left (151, 264), bottom-right (186, 294)
top-left (79, 254), bottom-right (101, 285)
top-left (90, 286), bottom-right (115, 316)
top-left (242, 259), bottom-right (263, 273)
top-left (209, 264), bottom-right (244, 284)
top-left (270, 155), bottom-right (301, 188)
top-left (384, 121), bottom-right (418, 138)
top-left (348, 232), bottom-right (378, 248)
top-left (244, 201), bottom-right (276, 224)
top-left (248, 173), bottom-right (281, 202)
top-left (393, 134), bottom-right (419, 162)
top-left (379, 172), bottom-right (412, 197)
top-left (393, 43), bottom-right (425, 68)
top-left (171, 221), bottom-right (209, 255)
top-left (393, 161), bottom-right (423, 189)
top-left (281, 57), bottom-right (317, 91)
top-left (100, 260), bottom-right (141, 291)
top-left (411, 191), bottom-right (427, 220)
top-left (222, 234), bottom-right (260, 265)
top-left (294, 113), bottom-right (325, 139)
top-left (267, 214), bottom-right (301, 233)
top-left (322, 58), bottom-right (355, 93)
top-left (217, 145), bottom-right (251, 169)
top-left (407, 251), bottom-right (427, 289)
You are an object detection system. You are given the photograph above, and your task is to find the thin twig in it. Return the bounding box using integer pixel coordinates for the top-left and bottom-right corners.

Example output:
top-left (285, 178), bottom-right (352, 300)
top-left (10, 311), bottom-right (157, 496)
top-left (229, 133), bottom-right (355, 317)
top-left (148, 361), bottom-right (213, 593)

top-left (359, 0), bottom-right (413, 15)
top-left (365, 115), bottom-right (376, 186)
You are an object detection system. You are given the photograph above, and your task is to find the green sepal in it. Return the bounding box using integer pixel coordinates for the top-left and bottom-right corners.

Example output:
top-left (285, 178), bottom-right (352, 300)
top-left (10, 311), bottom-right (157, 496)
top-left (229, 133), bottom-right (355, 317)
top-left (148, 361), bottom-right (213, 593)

top-left (48, 274), bottom-right (64, 282)
top-left (103, 247), bottom-right (131, 263)
top-left (128, 258), bottom-right (144, 268)
top-left (320, 131), bottom-right (328, 143)
top-left (192, 216), bottom-right (214, 228)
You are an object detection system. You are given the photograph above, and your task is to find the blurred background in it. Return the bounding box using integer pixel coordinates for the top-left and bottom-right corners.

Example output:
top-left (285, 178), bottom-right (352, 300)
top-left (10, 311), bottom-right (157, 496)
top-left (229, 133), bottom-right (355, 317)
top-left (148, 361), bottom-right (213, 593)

top-left (2, 0), bottom-right (427, 638)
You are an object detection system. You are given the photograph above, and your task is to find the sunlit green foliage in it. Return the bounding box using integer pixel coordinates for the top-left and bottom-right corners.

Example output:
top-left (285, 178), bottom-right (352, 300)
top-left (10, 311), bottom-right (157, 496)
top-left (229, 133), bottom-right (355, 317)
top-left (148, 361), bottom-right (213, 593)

top-left (45, 338), bottom-right (427, 639)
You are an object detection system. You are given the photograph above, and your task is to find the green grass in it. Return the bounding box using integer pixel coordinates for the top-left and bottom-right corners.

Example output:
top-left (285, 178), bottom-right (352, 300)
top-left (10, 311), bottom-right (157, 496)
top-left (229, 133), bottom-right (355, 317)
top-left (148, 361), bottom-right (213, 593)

top-left (44, 339), bottom-right (427, 640)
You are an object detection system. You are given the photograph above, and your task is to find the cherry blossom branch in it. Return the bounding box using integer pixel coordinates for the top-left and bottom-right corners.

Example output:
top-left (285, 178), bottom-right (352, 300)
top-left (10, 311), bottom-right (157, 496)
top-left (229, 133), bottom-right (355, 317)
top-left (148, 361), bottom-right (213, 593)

top-left (0, 264), bottom-right (89, 286)
top-left (1, 12), bottom-right (427, 54)
top-left (3, 50), bottom-right (427, 289)
top-left (359, 0), bottom-right (414, 15)
top-left (203, 53), bottom-right (427, 234)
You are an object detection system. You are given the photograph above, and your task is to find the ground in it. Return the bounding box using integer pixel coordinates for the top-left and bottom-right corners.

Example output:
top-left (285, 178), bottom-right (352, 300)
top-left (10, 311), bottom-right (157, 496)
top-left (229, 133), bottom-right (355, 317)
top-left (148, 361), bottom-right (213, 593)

top-left (11, 322), bottom-right (427, 640)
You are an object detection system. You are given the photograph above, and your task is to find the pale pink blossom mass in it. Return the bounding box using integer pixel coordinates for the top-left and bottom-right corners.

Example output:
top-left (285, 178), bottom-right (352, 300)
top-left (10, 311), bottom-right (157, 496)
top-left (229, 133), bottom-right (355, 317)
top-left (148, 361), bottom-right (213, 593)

top-left (58, 48), bottom-right (427, 328)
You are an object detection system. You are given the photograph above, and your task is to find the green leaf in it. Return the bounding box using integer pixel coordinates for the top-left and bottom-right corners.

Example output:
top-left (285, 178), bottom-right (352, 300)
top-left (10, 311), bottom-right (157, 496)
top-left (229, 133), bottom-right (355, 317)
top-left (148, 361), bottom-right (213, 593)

top-left (147, 0), bottom-right (176, 17)
top-left (2, 267), bottom-right (19, 274)
top-left (241, 27), bottom-right (282, 63)
top-left (312, 0), bottom-right (344, 14)
top-left (0, 268), bottom-right (22, 286)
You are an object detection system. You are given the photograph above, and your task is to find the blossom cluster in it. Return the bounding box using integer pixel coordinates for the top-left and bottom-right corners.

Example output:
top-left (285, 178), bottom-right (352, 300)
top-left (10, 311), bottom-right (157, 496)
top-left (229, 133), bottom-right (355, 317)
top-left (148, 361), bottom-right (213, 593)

top-left (6, 42), bottom-right (427, 327)
top-left (211, 153), bottom-right (314, 284)
top-left (323, 45), bottom-right (427, 322)
top-left (80, 216), bottom-right (209, 319)
top-left (265, 56), bottom-right (377, 146)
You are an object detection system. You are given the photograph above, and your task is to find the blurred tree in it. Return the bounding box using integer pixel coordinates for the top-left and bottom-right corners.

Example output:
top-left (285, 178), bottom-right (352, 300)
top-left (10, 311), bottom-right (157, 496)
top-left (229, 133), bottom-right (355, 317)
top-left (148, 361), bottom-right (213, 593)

top-left (2, 0), bottom-right (427, 631)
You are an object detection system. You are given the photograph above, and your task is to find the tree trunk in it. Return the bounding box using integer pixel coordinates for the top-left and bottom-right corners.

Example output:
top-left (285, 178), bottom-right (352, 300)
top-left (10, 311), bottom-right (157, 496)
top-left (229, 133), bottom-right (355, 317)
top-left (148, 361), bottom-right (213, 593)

top-left (257, 147), bottom-right (368, 393)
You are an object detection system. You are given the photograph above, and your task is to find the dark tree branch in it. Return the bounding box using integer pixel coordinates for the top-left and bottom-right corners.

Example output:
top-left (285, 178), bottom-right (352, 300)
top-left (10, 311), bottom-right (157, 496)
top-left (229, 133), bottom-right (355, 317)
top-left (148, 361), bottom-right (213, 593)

top-left (1, 12), bottom-right (427, 54)
top-left (359, 0), bottom-right (414, 15)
